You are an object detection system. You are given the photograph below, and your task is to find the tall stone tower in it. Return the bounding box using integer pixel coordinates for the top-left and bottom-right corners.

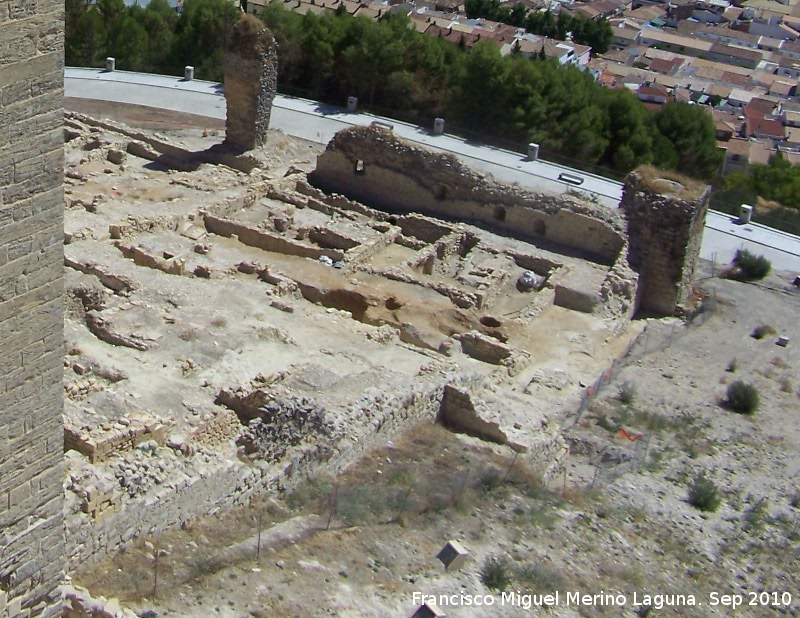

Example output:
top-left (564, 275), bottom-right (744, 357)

top-left (621, 167), bottom-right (710, 316)
top-left (223, 15), bottom-right (278, 151)
top-left (0, 0), bottom-right (66, 615)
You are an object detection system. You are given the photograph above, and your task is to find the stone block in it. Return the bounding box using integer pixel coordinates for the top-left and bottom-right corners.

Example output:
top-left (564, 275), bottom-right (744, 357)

top-left (436, 540), bottom-right (468, 571)
top-left (412, 603), bottom-right (446, 618)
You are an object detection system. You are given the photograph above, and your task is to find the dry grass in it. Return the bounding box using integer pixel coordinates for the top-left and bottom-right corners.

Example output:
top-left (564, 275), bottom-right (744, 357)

top-left (756, 196), bottom-right (781, 213)
top-left (634, 165), bottom-right (708, 202)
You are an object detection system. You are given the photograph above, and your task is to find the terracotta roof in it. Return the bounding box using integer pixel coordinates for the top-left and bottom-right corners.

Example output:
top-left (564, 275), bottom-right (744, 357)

top-left (746, 97), bottom-right (779, 116)
top-left (639, 84), bottom-right (671, 97)
top-left (747, 116), bottom-right (785, 138)
top-left (426, 24), bottom-right (483, 47)
top-left (770, 80), bottom-right (795, 96)
top-left (649, 58), bottom-right (678, 74)
top-left (710, 42), bottom-right (763, 62)
top-left (597, 70), bottom-right (619, 87)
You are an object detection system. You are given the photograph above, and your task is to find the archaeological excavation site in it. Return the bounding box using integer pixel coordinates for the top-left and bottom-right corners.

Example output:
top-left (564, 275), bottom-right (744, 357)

top-left (6, 10), bottom-right (800, 618)
top-left (59, 101), bottom-right (710, 576)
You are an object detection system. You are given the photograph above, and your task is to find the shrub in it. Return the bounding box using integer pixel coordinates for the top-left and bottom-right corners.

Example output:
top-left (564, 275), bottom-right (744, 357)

top-left (516, 563), bottom-right (565, 595)
top-left (476, 468), bottom-right (501, 494)
top-left (688, 473), bottom-right (721, 512)
top-left (726, 381), bottom-right (760, 414)
top-left (726, 358), bottom-right (738, 373)
top-left (618, 381), bottom-right (636, 405)
top-left (743, 500), bottom-right (768, 533)
top-left (751, 324), bottom-right (776, 340)
top-left (480, 555), bottom-right (512, 591)
top-left (732, 249), bottom-right (771, 281)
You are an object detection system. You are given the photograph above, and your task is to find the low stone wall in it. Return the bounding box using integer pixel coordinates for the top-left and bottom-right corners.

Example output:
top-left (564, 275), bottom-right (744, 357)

top-left (308, 126), bottom-right (626, 265)
top-left (203, 214), bottom-right (345, 261)
top-left (438, 384), bottom-right (568, 482)
top-left (116, 243), bottom-right (186, 276)
top-left (64, 257), bottom-right (136, 295)
top-left (64, 374), bottom-right (482, 569)
top-left (458, 331), bottom-right (512, 365)
top-left (64, 413), bottom-right (172, 464)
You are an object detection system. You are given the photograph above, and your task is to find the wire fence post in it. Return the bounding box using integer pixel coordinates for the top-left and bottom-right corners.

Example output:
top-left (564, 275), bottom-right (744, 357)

top-left (501, 451), bottom-right (519, 484)
top-left (256, 511), bottom-right (263, 562)
top-left (456, 466), bottom-right (470, 502)
top-left (590, 464), bottom-right (599, 490)
top-left (152, 544), bottom-right (159, 598)
top-left (326, 484), bottom-right (338, 531)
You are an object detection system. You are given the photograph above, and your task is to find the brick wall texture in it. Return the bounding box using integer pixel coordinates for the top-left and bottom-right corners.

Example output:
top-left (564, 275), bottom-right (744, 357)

top-left (0, 0), bottom-right (65, 614)
top-left (620, 170), bottom-right (710, 316)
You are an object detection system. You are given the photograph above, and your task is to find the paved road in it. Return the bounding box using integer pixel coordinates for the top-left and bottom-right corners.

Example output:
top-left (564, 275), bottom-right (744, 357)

top-left (65, 67), bottom-right (800, 273)
top-left (65, 68), bottom-right (623, 206)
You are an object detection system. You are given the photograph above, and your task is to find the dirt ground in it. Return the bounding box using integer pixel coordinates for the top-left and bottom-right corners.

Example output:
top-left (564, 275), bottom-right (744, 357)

top-left (74, 261), bottom-right (800, 618)
top-left (59, 107), bottom-right (799, 618)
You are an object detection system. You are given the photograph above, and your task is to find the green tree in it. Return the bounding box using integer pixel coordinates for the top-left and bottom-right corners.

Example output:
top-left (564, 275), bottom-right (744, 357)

top-left (134, 4), bottom-right (175, 70)
top-left (602, 89), bottom-right (654, 172)
top-left (96, 0), bottom-right (126, 33)
top-left (112, 15), bottom-right (149, 70)
top-left (66, 0), bottom-right (88, 46)
top-left (654, 102), bottom-right (723, 179)
top-left (71, 9), bottom-right (108, 67)
top-left (450, 41), bottom-right (510, 133)
top-left (172, 0), bottom-right (241, 80)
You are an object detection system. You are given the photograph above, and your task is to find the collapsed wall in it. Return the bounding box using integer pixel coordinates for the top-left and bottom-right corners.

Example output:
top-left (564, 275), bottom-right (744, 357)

top-left (621, 168), bottom-right (710, 316)
top-left (308, 125), bottom-right (626, 265)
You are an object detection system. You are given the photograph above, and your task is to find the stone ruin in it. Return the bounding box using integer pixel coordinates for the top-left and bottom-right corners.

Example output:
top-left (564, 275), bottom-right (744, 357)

top-left (620, 167), bottom-right (711, 315)
top-left (223, 15), bottom-right (278, 151)
top-left (310, 124), bottom-right (710, 317)
top-left (56, 102), bottom-right (711, 575)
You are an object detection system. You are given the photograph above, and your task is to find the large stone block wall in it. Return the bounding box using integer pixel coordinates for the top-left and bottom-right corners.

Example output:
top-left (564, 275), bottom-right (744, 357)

top-left (309, 126), bottom-right (626, 265)
top-left (0, 0), bottom-right (65, 615)
top-left (620, 169), bottom-right (710, 316)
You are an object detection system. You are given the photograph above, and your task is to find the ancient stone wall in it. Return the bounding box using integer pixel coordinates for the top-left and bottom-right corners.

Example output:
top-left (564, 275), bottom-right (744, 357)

top-left (223, 16), bottom-right (278, 151)
top-left (309, 126), bottom-right (627, 265)
top-left (620, 169), bottom-right (710, 316)
top-left (203, 214), bottom-right (345, 262)
top-left (64, 376), bottom-right (465, 568)
top-left (0, 0), bottom-right (65, 615)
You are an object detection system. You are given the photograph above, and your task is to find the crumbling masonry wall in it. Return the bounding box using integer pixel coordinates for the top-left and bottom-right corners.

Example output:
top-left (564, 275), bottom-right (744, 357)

top-left (64, 377), bottom-right (459, 567)
top-left (620, 169), bottom-right (710, 316)
top-left (309, 126), bottom-right (627, 265)
top-left (0, 1), bottom-right (66, 615)
top-left (223, 16), bottom-right (278, 151)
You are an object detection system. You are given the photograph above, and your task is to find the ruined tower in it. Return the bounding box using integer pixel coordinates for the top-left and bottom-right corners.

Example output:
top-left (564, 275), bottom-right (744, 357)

top-left (0, 0), bottom-right (66, 615)
top-left (621, 167), bottom-right (710, 316)
top-left (223, 15), bottom-right (278, 151)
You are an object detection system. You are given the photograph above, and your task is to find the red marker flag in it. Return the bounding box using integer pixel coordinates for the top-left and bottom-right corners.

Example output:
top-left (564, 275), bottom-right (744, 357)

top-left (618, 428), bottom-right (643, 442)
